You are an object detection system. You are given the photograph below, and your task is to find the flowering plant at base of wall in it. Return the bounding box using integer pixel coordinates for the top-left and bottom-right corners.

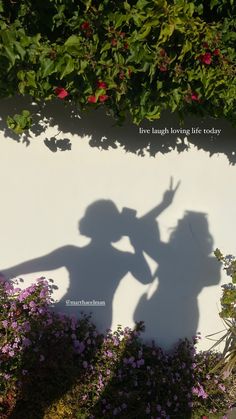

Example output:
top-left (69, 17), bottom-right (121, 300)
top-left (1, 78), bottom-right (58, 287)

top-left (0, 0), bottom-right (235, 139)
top-left (207, 249), bottom-right (236, 380)
top-left (0, 276), bottom-right (235, 419)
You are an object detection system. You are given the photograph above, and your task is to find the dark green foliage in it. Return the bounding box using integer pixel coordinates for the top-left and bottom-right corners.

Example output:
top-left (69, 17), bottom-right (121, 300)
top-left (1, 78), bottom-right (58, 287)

top-left (0, 0), bottom-right (235, 137)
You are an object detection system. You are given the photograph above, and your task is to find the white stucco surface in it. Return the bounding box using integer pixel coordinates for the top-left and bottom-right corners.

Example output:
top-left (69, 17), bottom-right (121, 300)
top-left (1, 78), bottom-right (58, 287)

top-left (1, 97), bottom-right (235, 351)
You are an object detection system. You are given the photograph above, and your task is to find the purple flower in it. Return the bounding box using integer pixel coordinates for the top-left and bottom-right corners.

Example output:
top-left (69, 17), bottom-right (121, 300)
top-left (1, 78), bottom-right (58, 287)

top-left (107, 350), bottom-right (113, 358)
top-left (18, 289), bottom-right (30, 302)
top-left (137, 358), bottom-right (145, 367)
top-left (22, 321), bottom-right (31, 332)
top-left (192, 385), bottom-right (208, 399)
top-left (73, 340), bottom-right (85, 353)
top-left (22, 337), bottom-right (31, 348)
top-left (113, 337), bottom-right (119, 346)
top-left (2, 320), bottom-right (8, 328)
top-left (38, 307), bottom-right (46, 315)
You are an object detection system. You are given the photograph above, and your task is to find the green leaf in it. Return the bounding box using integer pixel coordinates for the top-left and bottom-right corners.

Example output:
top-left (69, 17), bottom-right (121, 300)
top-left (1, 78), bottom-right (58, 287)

top-left (60, 56), bottom-right (75, 79)
top-left (64, 35), bottom-right (80, 47)
top-left (14, 41), bottom-right (26, 60)
top-left (123, 1), bottom-right (131, 11)
top-left (26, 71), bottom-right (37, 88)
top-left (146, 105), bottom-right (161, 120)
top-left (4, 46), bottom-right (16, 67)
top-left (159, 23), bottom-right (175, 42)
top-left (41, 58), bottom-right (56, 78)
top-left (136, 25), bottom-right (151, 40)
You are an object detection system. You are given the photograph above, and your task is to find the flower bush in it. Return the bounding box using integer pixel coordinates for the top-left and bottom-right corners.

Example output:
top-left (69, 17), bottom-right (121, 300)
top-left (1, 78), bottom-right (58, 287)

top-left (0, 276), bottom-right (235, 418)
top-left (0, 276), bottom-right (102, 418)
top-left (0, 0), bottom-right (235, 140)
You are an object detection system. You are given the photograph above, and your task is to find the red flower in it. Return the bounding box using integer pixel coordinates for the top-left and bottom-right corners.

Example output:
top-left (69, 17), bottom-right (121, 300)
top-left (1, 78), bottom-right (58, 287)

top-left (87, 95), bottom-right (97, 103)
top-left (111, 39), bottom-right (117, 47)
top-left (81, 21), bottom-right (90, 31)
top-left (119, 71), bottom-right (125, 80)
top-left (160, 48), bottom-right (166, 57)
top-left (97, 81), bottom-right (107, 89)
top-left (202, 42), bottom-right (209, 49)
top-left (191, 92), bottom-right (200, 102)
top-left (99, 95), bottom-right (109, 102)
top-left (213, 48), bottom-right (220, 56)
top-left (199, 52), bottom-right (212, 65)
top-left (159, 64), bottom-right (168, 72)
top-left (54, 87), bottom-right (69, 99)
top-left (124, 42), bottom-right (129, 50)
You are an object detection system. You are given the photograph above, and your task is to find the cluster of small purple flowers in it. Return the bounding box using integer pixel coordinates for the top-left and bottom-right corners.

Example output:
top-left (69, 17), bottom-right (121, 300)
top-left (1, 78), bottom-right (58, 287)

top-left (0, 276), bottom-right (99, 415)
top-left (77, 329), bottom-right (233, 418)
top-left (0, 277), bottom-right (234, 418)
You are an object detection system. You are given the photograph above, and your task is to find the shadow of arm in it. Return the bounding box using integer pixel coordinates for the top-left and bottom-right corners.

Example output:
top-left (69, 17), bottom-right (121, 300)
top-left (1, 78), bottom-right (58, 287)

top-left (2, 247), bottom-right (68, 279)
top-left (141, 177), bottom-right (180, 221)
top-left (129, 249), bottom-right (153, 285)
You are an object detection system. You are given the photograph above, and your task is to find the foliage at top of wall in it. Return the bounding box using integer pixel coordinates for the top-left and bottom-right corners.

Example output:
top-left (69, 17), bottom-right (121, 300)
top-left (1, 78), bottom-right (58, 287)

top-left (0, 0), bottom-right (235, 135)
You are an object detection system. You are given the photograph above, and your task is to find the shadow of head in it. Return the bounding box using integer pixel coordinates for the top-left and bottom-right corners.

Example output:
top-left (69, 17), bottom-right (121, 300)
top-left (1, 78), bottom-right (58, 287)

top-left (79, 200), bottom-right (123, 243)
top-left (169, 211), bottom-right (214, 256)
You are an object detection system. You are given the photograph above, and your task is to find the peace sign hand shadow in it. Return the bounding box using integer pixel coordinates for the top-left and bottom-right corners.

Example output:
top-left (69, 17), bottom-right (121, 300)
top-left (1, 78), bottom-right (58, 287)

top-left (162, 176), bottom-right (181, 208)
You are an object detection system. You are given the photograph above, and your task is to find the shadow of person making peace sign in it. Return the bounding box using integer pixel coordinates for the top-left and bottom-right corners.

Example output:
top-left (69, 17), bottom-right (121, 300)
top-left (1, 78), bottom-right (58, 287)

top-left (2, 179), bottom-right (179, 334)
top-left (134, 210), bottom-right (221, 349)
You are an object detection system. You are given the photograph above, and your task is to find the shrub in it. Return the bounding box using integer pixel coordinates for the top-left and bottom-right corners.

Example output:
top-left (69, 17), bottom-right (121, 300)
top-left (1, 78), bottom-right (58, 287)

top-left (0, 0), bottom-right (235, 139)
top-left (0, 276), bottom-right (102, 418)
top-left (0, 276), bottom-right (235, 418)
top-left (207, 250), bottom-right (236, 378)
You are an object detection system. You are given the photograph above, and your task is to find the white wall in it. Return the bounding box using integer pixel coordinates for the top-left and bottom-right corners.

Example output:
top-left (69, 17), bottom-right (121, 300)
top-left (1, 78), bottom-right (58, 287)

top-left (1, 97), bottom-right (235, 351)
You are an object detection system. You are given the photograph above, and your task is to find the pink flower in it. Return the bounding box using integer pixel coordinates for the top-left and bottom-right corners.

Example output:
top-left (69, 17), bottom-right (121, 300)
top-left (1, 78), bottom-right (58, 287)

top-left (97, 81), bottom-right (107, 89)
top-left (213, 48), bottom-right (220, 56)
top-left (159, 64), bottom-right (168, 72)
top-left (111, 39), bottom-right (117, 47)
top-left (99, 94), bottom-right (109, 102)
top-left (87, 95), bottom-right (97, 103)
top-left (54, 87), bottom-right (69, 99)
top-left (199, 52), bottom-right (212, 65)
top-left (119, 32), bottom-right (126, 38)
top-left (191, 92), bottom-right (200, 102)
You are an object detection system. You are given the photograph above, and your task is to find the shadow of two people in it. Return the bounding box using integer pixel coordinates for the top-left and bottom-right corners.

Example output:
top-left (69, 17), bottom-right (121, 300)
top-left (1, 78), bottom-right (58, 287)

top-left (2, 178), bottom-right (220, 349)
